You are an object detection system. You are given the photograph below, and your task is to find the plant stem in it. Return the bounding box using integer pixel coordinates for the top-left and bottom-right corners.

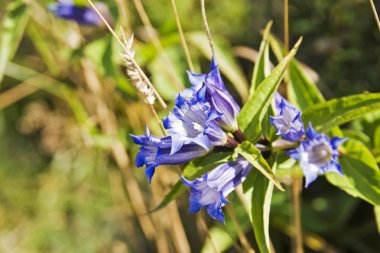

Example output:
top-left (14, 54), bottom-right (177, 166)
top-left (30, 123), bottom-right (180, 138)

top-left (283, 1), bottom-right (304, 252)
top-left (291, 173), bottom-right (304, 253)
top-left (170, 0), bottom-right (194, 71)
top-left (226, 205), bottom-right (256, 253)
top-left (131, 0), bottom-right (184, 91)
top-left (284, 0), bottom-right (289, 53)
top-left (196, 213), bottom-right (221, 253)
top-left (283, 0), bottom-right (289, 99)
top-left (87, 0), bottom-right (167, 109)
top-left (369, 0), bottom-right (380, 32)
top-left (200, 0), bottom-right (215, 56)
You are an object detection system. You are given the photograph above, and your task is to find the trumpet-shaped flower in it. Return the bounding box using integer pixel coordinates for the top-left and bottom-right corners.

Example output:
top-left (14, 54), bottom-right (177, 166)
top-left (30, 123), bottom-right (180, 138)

top-left (182, 158), bottom-right (252, 222)
top-left (131, 127), bottom-right (209, 182)
top-left (163, 95), bottom-right (227, 154)
top-left (270, 92), bottom-right (304, 142)
top-left (287, 123), bottom-right (347, 187)
top-left (184, 57), bottom-right (241, 132)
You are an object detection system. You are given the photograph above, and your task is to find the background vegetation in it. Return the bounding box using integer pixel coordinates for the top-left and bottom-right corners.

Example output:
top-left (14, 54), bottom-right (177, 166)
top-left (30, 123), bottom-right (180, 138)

top-left (0, 0), bottom-right (379, 252)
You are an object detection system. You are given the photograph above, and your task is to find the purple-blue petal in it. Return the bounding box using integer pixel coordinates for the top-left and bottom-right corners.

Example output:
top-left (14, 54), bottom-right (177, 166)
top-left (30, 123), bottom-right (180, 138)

top-left (330, 137), bottom-right (347, 149)
top-left (270, 92), bottom-right (304, 141)
top-left (288, 125), bottom-right (347, 187)
top-left (48, 2), bottom-right (101, 26)
top-left (305, 123), bottom-right (318, 140)
top-left (131, 129), bottom-right (209, 182)
top-left (182, 158), bottom-right (252, 222)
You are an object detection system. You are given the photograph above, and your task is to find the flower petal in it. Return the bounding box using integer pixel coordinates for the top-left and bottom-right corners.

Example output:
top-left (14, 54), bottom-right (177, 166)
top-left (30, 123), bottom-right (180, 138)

top-left (182, 158), bottom-right (252, 221)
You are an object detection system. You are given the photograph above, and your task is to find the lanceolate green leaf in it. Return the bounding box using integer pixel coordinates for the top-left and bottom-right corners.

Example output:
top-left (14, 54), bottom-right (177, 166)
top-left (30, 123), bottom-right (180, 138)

top-left (237, 38), bottom-right (302, 140)
top-left (186, 32), bottom-right (249, 101)
top-left (326, 139), bottom-right (380, 205)
top-left (151, 151), bottom-right (233, 212)
top-left (0, 1), bottom-right (29, 83)
top-left (302, 93), bottom-right (380, 132)
top-left (268, 34), bottom-right (325, 110)
top-left (235, 141), bottom-right (284, 191)
top-left (250, 21), bottom-right (272, 95)
top-left (288, 61), bottom-right (325, 109)
top-left (251, 159), bottom-right (277, 253)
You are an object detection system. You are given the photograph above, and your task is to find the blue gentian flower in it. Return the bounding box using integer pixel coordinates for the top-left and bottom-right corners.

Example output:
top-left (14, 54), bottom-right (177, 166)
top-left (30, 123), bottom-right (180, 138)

top-left (131, 127), bottom-right (209, 182)
top-left (184, 57), bottom-right (241, 132)
top-left (163, 95), bottom-right (227, 154)
top-left (270, 92), bottom-right (304, 142)
top-left (287, 123), bottom-right (347, 187)
top-left (48, 1), bottom-right (110, 26)
top-left (182, 57), bottom-right (224, 97)
top-left (182, 158), bottom-right (252, 222)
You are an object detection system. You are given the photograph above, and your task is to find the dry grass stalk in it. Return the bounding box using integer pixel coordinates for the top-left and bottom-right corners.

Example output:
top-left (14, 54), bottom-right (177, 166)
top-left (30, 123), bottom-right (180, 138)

top-left (121, 31), bottom-right (156, 105)
top-left (369, 0), bottom-right (380, 31)
top-left (87, 0), bottom-right (167, 109)
top-left (200, 0), bottom-right (215, 56)
top-left (131, 0), bottom-right (184, 91)
top-left (169, 0), bottom-right (194, 72)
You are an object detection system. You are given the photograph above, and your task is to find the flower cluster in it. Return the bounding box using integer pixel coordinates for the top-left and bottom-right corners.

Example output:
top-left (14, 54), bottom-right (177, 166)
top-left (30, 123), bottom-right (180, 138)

top-left (132, 58), bottom-right (249, 222)
top-left (270, 93), bottom-right (347, 187)
top-left (132, 58), bottom-right (347, 222)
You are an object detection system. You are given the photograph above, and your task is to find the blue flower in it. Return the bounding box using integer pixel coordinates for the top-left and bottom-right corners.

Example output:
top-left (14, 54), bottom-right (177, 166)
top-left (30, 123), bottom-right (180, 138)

top-left (182, 158), bottom-right (252, 222)
top-left (182, 57), bottom-right (224, 97)
top-left (48, 1), bottom-right (110, 26)
top-left (287, 123), bottom-right (347, 187)
top-left (131, 127), bottom-right (209, 182)
top-left (163, 95), bottom-right (227, 154)
top-left (184, 57), bottom-right (241, 132)
top-left (270, 92), bottom-right (304, 142)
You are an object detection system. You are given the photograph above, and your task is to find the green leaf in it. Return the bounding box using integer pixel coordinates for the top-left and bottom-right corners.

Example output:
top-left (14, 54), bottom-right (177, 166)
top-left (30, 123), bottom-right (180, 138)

top-left (235, 141), bottom-right (284, 191)
top-left (249, 22), bottom-right (277, 141)
top-left (151, 151), bottom-right (233, 212)
top-left (302, 93), bottom-right (380, 132)
top-left (186, 32), bottom-right (249, 101)
top-left (326, 139), bottom-right (380, 205)
top-left (251, 159), bottom-right (277, 253)
top-left (250, 21), bottom-right (272, 94)
top-left (288, 60), bottom-right (325, 109)
top-left (237, 38), bottom-right (302, 140)
top-left (268, 34), bottom-right (325, 110)
top-left (0, 1), bottom-right (29, 83)
top-left (27, 24), bottom-right (61, 76)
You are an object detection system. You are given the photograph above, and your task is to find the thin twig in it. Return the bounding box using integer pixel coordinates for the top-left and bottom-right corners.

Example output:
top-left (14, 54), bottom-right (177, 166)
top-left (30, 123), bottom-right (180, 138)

top-left (170, 0), bottom-right (194, 71)
top-left (283, 1), bottom-right (304, 252)
top-left (87, 0), bottom-right (167, 109)
top-left (283, 0), bottom-right (289, 99)
top-left (149, 105), bottom-right (166, 135)
top-left (291, 173), bottom-right (304, 253)
top-left (200, 0), bottom-right (215, 56)
top-left (284, 0), bottom-right (289, 53)
top-left (80, 59), bottom-right (162, 248)
top-left (131, 0), bottom-right (183, 91)
top-left (369, 0), bottom-right (380, 32)
top-left (226, 205), bottom-right (256, 253)
top-left (0, 79), bottom-right (41, 110)
top-left (196, 213), bottom-right (221, 253)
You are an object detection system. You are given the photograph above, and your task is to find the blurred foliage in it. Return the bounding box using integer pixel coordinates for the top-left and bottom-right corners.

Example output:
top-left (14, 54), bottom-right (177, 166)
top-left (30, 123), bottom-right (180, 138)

top-left (0, 0), bottom-right (379, 252)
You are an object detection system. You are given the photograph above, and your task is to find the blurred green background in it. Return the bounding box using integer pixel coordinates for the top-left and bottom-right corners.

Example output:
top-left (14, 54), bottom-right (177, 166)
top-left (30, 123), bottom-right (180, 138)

top-left (0, 0), bottom-right (379, 252)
